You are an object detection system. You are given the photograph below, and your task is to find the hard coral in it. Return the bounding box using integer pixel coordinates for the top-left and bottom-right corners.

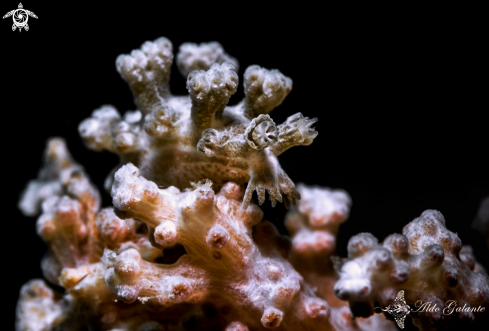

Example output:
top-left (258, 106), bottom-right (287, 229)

top-left (17, 138), bottom-right (394, 330)
top-left (16, 139), bottom-right (177, 330)
top-left (285, 184), bottom-right (396, 331)
top-left (109, 163), bottom-right (331, 330)
top-left (18, 35), bottom-right (488, 331)
top-left (15, 37), bottom-right (329, 331)
top-left (334, 209), bottom-right (489, 330)
top-left (78, 37), bottom-right (318, 209)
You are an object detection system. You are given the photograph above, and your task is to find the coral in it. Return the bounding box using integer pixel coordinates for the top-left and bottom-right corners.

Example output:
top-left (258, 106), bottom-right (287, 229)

top-left (176, 41), bottom-right (239, 78)
top-left (285, 184), bottom-right (352, 305)
top-left (15, 37), bottom-right (326, 331)
top-left (16, 139), bottom-right (182, 330)
top-left (108, 163), bottom-right (332, 330)
top-left (78, 37), bottom-right (318, 208)
top-left (334, 209), bottom-right (489, 330)
top-left (16, 280), bottom-right (65, 331)
top-left (285, 184), bottom-right (396, 330)
top-left (16, 35), bottom-right (487, 331)
top-left (18, 138), bottom-right (100, 217)
top-left (17, 137), bottom-right (395, 330)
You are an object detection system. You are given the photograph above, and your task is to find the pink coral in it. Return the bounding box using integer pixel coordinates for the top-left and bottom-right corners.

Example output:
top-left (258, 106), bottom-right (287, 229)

top-left (15, 35), bottom-right (488, 331)
top-left (334, 210), bottom-right (489, 330)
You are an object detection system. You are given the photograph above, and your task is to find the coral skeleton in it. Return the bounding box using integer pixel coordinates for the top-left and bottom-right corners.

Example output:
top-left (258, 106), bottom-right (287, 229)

top-left (16, 37), bottom-right (488, 330)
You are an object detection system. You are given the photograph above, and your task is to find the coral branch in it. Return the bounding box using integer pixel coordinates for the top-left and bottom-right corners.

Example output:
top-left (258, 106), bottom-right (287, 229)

top-left (78, 37), bottom-right (317, 208)
top-left (187, 62), bottom-right (238, 137)
top-left (242, 65), bottom-right (292, 118)
top-left (16, 36), bottom-right (344, 331)
top-left (177, 41), bottom-right (239, 78)
top-left (18, 138), bottom-right (99, 216)
top-left (16, 280), bottom-right (65, 331)
top-left (334, 210), bottom-right (489, 330)
top-left (285, 184), bottom-right (396, 330)
top-left (110, 164), bottom-right (339, 330)
top-left (78, 105), bottom-right (121, 153)
top-left (286, 184), bottom-right (351, 300)
top-left (116, 37), bottom-right (173, 114)
top-left (37, 196), bottom-right (94, 269)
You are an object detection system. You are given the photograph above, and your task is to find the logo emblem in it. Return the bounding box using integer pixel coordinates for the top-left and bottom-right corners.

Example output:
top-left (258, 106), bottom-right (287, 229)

top-left (378, 290), bottom-right (412, 329)
top-left (3, 3), bottom-right (37, 32)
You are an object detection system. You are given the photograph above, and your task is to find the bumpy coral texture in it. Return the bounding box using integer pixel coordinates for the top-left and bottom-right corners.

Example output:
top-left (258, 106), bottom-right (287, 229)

top-left (286, 184), bottom-right (352, 305)
top-left (109, 163), bottom-right (330, 330)
top-left (17, 135), bottom-right (396, 330)
top-left (16, 37), bottom-right (396, 331)
top-left (285, 185), bottom-right (396, 331)
top-left (17, 139), bottom-right (191, 331)
top-left (78, 37), bottom-right (318, 209)
top-left (16, 36), bottom-right (488, 331)
top-left (334, 209), bottom-right (489, 330)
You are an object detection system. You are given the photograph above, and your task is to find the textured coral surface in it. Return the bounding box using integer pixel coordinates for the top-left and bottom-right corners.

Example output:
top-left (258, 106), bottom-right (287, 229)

top-left (15, 35), bottom-right (489, 331)
top-left (78, 37), bottom-right (318, 209)
top-left (17, 138), bottom-right (395, 330)
top-left (334, 210), bottom-right (489, 330)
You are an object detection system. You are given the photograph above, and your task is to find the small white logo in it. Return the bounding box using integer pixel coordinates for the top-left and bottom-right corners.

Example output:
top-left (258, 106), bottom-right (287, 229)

top-left (377, 290), bottom-right (411, 329)
top-left (3, 3), bottom-right (37, 32)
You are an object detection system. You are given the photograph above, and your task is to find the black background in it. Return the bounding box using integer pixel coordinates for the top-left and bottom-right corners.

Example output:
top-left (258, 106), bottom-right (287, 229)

top-left (2, 2), bottom-right (487, 330)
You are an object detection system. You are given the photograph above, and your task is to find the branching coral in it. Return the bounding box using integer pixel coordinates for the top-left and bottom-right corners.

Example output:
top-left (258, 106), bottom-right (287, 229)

top-left (17, 141), bottom-right (396, 330)
top-left (334, 209), bottom-right (489, 330)
top-left (16, 35), bottom-right (489, 331)
top-left (108, 163), bottom-right (334, 330)
top-left (285, 184), bottom-right (352, 305)
top-left (285, 184), bottom-right (396, 331)
top-left (78, 37), bottom-right (317, 208)
top-left (16, 139), bottom-right (180, 330)
top-left (18, 138), bottom-right (100, 217)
